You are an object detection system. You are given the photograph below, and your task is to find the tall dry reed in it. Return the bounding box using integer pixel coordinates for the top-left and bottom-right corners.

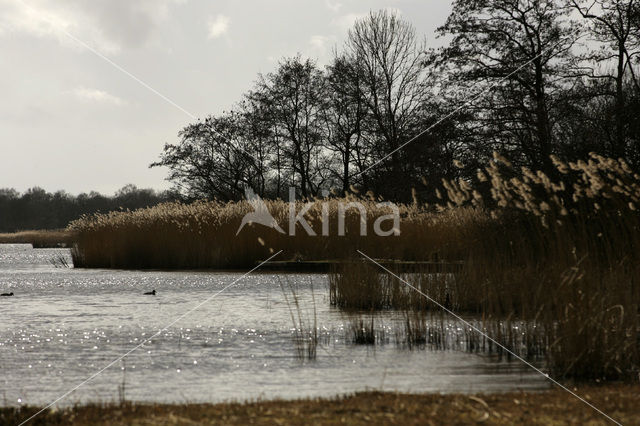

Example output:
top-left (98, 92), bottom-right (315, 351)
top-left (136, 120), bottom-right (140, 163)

top-left (0, 229), bottom-right (72, 248)
top-left (331, 153), bottom-right (640, 381)
top-left (68, 196), bottom-right (473, 269)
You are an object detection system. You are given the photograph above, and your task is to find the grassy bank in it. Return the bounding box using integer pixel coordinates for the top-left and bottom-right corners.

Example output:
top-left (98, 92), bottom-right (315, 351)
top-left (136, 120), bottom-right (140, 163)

top-left (3, 385), bottom-right (638, 425)
top-left (0, 230), bottom-right (73, 248)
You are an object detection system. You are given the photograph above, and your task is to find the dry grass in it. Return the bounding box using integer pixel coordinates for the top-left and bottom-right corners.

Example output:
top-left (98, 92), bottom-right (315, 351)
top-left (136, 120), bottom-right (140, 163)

top-left (347, 314), bottom-right (377, 344)
top-left (448, 153), bottom-right (640, 381)
top-left (68, 197), bottom-right (469, 269)
top-left (0, 229), bottom-right (73, 248)
top-left (329, 263), bottom-right (452, 311)
top-left (3, 384), bottom-right (638, 425)
top-left (279, 279), bottom-right (319, 360)
top-left (330, 153), bottom-right (640, 382)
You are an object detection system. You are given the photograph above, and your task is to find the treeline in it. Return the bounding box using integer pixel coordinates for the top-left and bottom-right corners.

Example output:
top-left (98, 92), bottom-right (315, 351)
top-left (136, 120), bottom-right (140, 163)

top-left (153, 2), bottom-right (640, 202)
top-left (0, 185), bottom-right (176, 232)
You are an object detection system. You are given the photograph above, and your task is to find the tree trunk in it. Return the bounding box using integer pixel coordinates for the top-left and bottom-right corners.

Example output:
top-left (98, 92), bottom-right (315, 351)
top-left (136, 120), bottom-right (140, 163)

top-left (534, 58), bottom-right (553, 174)
top-left (615, 41), bottom-right (626, 158)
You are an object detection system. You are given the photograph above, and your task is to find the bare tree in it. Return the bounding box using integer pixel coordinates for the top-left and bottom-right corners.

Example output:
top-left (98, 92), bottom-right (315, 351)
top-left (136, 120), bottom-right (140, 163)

top-left (570, 0), bottom-right (640, 158)
top-left (438, 0), bottom-right (579, 174)
top-left (150, 113), bottom-right (261, 200)
top-left (321, 56), bottom-right (371, 194)
top-left (248, 57), bottom-right (327, 197)
top-left (343, 10), bottom-right (430, 189)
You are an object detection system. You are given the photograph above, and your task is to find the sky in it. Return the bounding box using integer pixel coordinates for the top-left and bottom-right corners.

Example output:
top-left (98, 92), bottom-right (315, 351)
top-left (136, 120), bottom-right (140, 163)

top-left (0, 0), bottom-right (453, 195)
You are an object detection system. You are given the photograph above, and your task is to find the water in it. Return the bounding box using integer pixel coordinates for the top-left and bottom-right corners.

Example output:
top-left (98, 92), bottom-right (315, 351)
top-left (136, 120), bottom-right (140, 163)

top-left (0, 244), bottom-right (548, 407)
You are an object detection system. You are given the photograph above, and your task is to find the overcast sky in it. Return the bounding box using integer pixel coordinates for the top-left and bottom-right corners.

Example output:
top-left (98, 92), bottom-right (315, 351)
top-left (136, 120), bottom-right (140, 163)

top-left (0, 0), bottom-right (453, 195)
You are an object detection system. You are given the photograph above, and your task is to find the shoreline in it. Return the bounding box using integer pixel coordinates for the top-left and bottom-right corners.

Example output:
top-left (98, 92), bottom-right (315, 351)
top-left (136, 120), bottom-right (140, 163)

top-left (3, 384), bottom-right (638, 425)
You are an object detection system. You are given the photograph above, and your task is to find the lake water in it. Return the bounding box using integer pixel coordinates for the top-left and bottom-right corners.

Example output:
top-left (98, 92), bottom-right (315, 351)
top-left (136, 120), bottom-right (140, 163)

top-left (0, 244), bottom-right (548, 407)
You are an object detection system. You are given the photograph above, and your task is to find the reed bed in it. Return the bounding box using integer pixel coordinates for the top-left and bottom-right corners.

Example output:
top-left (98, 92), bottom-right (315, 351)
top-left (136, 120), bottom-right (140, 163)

top-left (0, 229), bottom-right (73, 248)
top-left (330, 153), bottom-right (640, 382)
top-left (68, 194), bottom-right (480, 269)
top-left (329, 263), bottom-right (453, 311)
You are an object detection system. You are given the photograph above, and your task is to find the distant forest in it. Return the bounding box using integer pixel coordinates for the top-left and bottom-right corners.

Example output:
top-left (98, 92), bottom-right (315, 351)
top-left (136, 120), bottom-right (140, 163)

top-left (152, 4), bottom-right (640, 202)
top-left (0, 185), bottom-right (176, 233)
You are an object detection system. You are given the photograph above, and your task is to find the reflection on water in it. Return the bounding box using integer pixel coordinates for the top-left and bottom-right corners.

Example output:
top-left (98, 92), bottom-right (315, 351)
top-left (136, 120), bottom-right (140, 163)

top-left (0, 244), bottom-right (548, 407)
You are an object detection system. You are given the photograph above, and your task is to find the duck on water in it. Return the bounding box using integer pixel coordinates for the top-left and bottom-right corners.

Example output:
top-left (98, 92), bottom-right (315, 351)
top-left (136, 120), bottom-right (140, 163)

top-left (1, 292), bottom-right (14, 297)
top-left (144, 290), bottom-right (156, 295)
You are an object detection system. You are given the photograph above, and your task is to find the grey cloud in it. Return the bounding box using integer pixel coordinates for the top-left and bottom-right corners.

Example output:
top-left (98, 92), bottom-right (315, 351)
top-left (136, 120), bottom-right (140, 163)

top-left (0, 0), bottom-right (186, 52)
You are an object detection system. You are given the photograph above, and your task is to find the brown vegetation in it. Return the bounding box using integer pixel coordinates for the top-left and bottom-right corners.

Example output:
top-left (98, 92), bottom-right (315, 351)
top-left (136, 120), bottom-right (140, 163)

top-left (3, 384), bottom-right (638, 425)
top-left (0, 230), bottom-right (73, 248)
top-left (68, 197), bottom-right (453, 269)
top-left (69, 153), bottom-right (640, 382)
top-left (330, 153), bottom-right (640, 382)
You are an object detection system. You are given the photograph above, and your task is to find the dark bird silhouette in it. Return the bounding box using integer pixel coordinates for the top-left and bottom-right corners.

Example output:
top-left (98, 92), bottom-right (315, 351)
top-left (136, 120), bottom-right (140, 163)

top-left (144, 289), bottom-right (156, 295)
top-left (1, 292), bottom-right (14, 297)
